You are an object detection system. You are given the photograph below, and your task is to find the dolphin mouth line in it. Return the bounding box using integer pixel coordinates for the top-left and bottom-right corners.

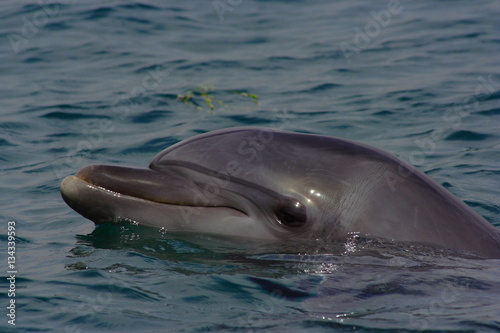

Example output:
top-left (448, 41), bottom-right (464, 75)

top-left (66, 173), bottom-right (248, 215)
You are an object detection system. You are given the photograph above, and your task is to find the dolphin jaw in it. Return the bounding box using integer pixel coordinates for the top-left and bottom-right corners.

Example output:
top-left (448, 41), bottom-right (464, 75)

top-left (60, 173), bottom-right (289, 244)
top-left (61, 173), bottom-right (249, 220)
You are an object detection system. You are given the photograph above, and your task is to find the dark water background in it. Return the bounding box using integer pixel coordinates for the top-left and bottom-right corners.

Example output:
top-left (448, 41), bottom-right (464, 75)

top-left (1, 0), bottom-right (499, 332)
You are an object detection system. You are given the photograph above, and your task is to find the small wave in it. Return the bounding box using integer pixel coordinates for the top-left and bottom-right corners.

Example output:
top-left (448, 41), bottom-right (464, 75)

top-left (120, 137), bottom-right (178, 154)
top-left (117, 3), bottom-right (161, 11)
top-left (177, 60), bottom-right (242, 71)
top-left (81, 6), bottom-right (115, 20)
top-left (45, 21), bottom-right (71, 31)
top-left (477, 108), bottom-right (500, 116)
top-left (42, 111), bottom-right (110, 120)
top-left (445, 130), bottom-right (490, 141)
top-left (309, 83), bottom-right (343, 92)
top-left (287, 83), bottom-right (342, 95)
top-left (130, 110), bottom-right (173, 123)
top-left (0, 138), bottom-right (16, 147)
top-left (372, 110), bottom-right (394, 116)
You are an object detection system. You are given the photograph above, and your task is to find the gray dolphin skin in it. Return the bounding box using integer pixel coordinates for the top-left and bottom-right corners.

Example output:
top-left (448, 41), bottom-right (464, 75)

top-left (61, 127), bottom-right (500, 258)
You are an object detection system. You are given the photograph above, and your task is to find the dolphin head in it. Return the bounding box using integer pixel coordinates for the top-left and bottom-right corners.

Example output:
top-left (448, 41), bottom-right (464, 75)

top-left (61, 127), bottom-right (500, 257)
top-left (61, 127), bottom-right (374, 240)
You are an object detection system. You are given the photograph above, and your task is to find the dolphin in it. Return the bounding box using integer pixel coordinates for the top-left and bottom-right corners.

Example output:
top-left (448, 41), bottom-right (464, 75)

top-left (60, 127), bottom-right (500, 258)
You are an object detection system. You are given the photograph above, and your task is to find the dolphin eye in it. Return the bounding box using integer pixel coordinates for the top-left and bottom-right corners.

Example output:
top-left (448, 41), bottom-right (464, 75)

top-left (275, 199), bottom-right (307, 228)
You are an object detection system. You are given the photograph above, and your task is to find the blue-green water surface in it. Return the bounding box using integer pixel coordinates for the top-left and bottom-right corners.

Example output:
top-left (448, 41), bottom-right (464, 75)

top-left (1, 1), bottom-right (499, 332)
